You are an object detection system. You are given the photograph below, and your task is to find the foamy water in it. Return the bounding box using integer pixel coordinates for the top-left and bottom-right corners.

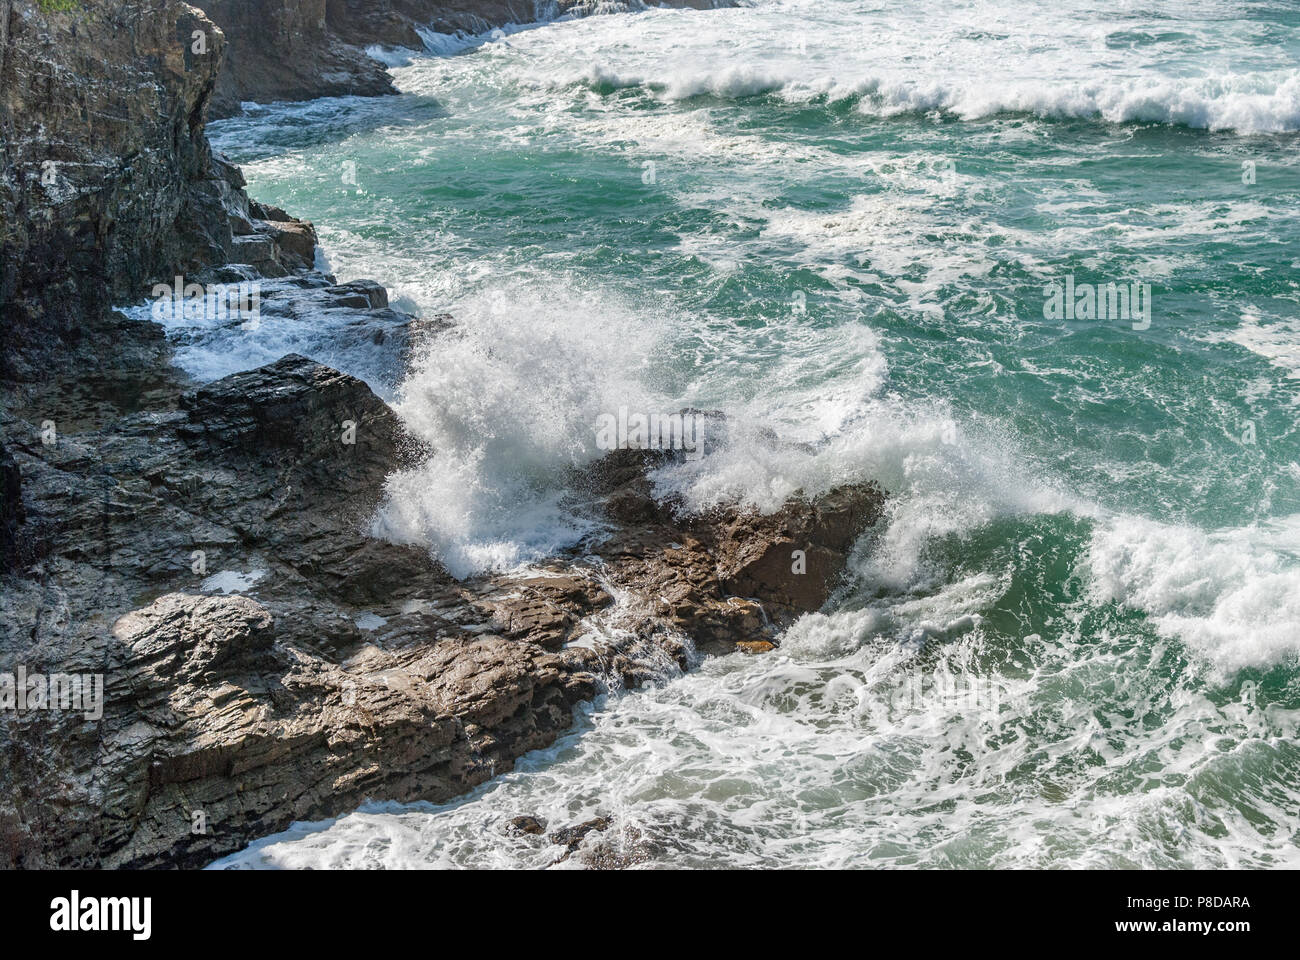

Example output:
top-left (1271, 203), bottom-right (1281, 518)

top-left (189, 0), bottom-right (1300, 868)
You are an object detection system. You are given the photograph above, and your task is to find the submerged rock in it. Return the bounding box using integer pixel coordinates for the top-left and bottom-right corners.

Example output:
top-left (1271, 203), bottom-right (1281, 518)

top-left (550, 816), bottom-right (612, 849)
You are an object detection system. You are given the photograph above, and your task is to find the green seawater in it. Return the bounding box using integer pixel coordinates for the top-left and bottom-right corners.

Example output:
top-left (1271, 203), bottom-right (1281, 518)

top-left (204, 0), bottom-right (1300, 868)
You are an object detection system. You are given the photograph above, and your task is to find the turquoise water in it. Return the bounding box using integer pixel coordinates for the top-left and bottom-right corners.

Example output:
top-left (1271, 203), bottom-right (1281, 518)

top-left (203, 0), bottom-right (1300, 867)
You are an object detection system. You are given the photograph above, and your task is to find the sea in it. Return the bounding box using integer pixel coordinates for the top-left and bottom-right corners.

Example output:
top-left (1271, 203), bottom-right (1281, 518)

top-left (178, 0), bottom-right (1300, 868)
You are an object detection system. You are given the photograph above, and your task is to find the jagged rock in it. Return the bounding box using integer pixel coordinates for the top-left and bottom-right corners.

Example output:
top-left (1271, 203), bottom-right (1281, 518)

top-left (714, 483), bottom-right (883, 613)
top-left (228, 213), bottom-right (318, 276)
top-left (0, 0), bottom-right (232, 379)
top-left (115, 593), bottom-right (277, 682)
top-left (329, 280), bottom-right (388, 310)
top-left (0, 0), bottom-right (325, 384)
top-left (550, 816), bottom-right (611, 848)
top-left (92, 592), bottom-right (598, 868)
top-left (580, 448), bottom-right (885, 654)
top-left (474, 574), bottom-right (614, 651)
top-left (261, 218), bottom-right (319, 269)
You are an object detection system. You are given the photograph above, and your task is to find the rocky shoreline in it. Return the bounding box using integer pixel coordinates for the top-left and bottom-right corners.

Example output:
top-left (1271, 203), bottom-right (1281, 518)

top-left (1, 0), bottom-right (881, 868)
top-left (202, 0), bottom-right (735, 118)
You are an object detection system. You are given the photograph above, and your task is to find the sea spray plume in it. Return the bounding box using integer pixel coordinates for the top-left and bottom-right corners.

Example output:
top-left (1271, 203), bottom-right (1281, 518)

top-left (371, 280), bottom-right (678, 577)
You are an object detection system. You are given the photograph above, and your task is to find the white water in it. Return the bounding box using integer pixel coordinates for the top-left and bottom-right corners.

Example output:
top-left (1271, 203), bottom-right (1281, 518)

top-left (191, 0), bottom-right (1300, 867)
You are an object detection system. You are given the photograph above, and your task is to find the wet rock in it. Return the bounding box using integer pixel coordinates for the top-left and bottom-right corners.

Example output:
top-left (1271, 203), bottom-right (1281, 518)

top-left (550, 816), bottom-right (612, 850)
top-left (714, 482), bottom-right (884, 614)
top-left (329, 280), bottom-right (388, 310)
top-left (475, 574), bottom-right (614, 651)
top-left (0, 0), bottom-right (334, 392)
top-left (574, 823), bottom-right (671, 869)
top-left (582, 449), bottom-right (885, 654)
top-left (504, 815), bottom-right (547, 837)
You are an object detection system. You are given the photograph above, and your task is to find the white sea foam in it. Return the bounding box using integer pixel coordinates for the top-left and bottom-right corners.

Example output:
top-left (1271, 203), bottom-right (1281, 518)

top-left (371, 277), bottom-right (675, 577)
top-left (1084, 513), bottom-right (1300, 673)
top-left (1213, 311), bottom-right (1300, 382)
top-left (569, 64), bottom-right (1300, 133)
top-left (419, 0), bottom-right (1300, 134)
top-left (119, 277), bottom-right (408, 399)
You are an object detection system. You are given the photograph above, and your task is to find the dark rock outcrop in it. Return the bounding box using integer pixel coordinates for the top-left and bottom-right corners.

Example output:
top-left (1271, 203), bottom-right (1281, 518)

top-left (1, 0), bottom-right (228, 378)
top-left (202, 0), bottom-right (397, 119)
top-left (0, 0), bottom-right (321, 382)
top-left (0, 349), bottom-right (883, 868)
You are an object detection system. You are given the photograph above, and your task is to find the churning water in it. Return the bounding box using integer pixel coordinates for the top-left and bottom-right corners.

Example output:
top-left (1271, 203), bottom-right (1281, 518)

top-left (198, 0), bottom-right (1300, 868)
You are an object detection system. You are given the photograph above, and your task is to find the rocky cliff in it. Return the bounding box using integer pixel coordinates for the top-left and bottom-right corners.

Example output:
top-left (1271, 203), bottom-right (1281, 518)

top-left (0, 344), bottom-right (882, 866)
top-left (1, 0), bottom-right (225, 378)
top-left (0, 0), bottom-right (319, 382)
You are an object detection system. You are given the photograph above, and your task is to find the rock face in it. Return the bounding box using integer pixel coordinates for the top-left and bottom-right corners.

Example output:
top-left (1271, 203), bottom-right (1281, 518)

top-left (0, 349), bottom-right (883, 867)
top-left (204, 0), bottom-right (734, 118)
top-left (0, 0), bottom-right (322, 382)
top-left (1, 0), bottom-right (226, 378)
top-left (202, 0), bottom-right (397, 118)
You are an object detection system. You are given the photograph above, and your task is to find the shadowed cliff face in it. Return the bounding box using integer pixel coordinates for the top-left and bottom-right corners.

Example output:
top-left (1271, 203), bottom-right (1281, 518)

top-left (0, 0), bottom-right (230, 378)
top-left (0, 0), bottom-right (327, 383)
top-left (201, 0), bottom-right (397, 118)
